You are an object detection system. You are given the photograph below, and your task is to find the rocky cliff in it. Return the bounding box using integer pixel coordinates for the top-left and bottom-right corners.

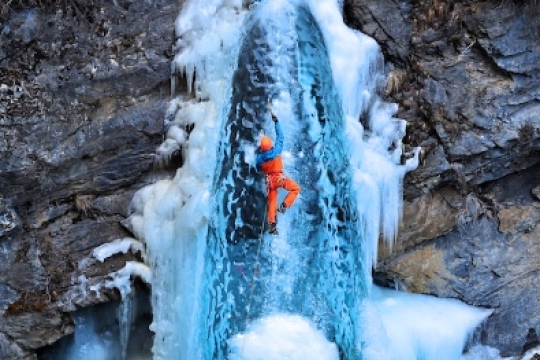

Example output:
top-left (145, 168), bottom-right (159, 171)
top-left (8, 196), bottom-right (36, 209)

top-left (1, 0), bottom-right (539, 358)
top-left (0, 0), bottom-right (182, 358)
top-left (344, 0), bottom-right (540, 356)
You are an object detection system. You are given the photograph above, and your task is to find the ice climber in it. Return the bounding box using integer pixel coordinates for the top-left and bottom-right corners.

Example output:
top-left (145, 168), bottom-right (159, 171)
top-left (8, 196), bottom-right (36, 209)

top-left (256, 101), bottom-right (301, 235)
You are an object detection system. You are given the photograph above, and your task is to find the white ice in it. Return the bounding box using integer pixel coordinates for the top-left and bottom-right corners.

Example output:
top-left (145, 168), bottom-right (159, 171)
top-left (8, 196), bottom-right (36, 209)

top-left (306, 0), bottom-right (420, 273)
top-left (227, 285), bottom-right (492, 360)
top-left (365, 286), bottom-right (493, 360)
top-left (228, 314), bottom-right (339, 360)
top-left (92, 237), bottom-right (144, 263)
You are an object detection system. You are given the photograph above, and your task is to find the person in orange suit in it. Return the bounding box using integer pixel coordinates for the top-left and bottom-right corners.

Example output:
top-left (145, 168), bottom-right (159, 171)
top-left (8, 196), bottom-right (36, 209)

top-left (256, 102), bottom-right (301, 235)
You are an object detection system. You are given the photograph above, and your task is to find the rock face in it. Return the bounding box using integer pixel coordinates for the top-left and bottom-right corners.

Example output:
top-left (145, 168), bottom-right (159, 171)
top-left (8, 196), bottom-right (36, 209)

top-left (0, 1), bottom-right (182, 358)
top-left (344, 0), bottom-right (540, 356)
top-left (1, 0), bottom-right (539, 358)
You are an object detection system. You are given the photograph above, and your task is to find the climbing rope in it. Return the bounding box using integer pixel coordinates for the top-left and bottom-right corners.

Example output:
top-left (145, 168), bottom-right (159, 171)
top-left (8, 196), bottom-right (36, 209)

top-left (240, 204), bottom-right (267, 359)
top-left (240, 120), bottom-right (271, 358)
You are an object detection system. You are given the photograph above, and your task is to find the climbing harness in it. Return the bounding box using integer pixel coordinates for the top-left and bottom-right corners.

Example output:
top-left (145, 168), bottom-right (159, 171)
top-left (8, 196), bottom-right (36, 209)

top-left (265, 172), bottom-right (285, 192)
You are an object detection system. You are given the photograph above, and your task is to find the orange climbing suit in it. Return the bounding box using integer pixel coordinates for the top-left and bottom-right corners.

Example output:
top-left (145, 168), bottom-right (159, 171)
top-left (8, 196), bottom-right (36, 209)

top-left (260, 157), bottom-right (300, 225)
top-left (256, 120), bottom-right (300, 225)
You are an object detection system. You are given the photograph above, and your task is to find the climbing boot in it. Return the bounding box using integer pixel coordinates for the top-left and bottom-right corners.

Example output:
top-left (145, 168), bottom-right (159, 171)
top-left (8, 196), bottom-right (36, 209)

top-left (268, 222), bottom-right (278, 235)
top-left (277, 203), bottom-right (287, 214)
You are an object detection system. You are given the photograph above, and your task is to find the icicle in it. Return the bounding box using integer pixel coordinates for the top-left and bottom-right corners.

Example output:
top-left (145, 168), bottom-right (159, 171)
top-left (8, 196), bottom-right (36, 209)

top-left (117, 291), bottom-right (134, 360)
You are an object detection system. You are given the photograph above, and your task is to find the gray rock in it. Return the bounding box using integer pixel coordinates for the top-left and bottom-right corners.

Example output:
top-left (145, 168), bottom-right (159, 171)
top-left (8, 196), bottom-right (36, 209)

top-left (472, 6), bottom-right (540, 73)
top-left (0, 0), bottom-right (182, 356)
top-left (344, 0), bottom-right (412, 61)
top-left (347, 0), bottom-right (540, 356)
top-left (0, 332), bottom-right (35, 360)
top-left (532, 185), bottom-right (540, 201)
top-left (0, 198), bottom-right (21, 238)
top-left (0, 283), bottom-right (18, 314)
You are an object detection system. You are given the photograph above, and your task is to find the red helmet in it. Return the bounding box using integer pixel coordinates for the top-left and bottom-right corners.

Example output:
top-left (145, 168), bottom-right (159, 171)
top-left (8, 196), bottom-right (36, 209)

top-left (260, 136), bottom-right (273, 151)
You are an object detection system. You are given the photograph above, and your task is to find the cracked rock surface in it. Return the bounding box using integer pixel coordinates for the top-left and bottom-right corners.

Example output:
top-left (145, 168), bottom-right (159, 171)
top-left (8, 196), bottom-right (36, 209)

top-left (0, 0), bottom-right (182, 358)
top-left (345, 0), bottom-right (540, 355)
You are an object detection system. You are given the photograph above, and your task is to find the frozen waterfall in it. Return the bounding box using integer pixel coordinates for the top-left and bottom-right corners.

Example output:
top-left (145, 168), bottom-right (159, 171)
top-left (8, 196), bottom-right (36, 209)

top-left (126, 0), bottom-right (494, 360)
top-left (82, 0), bottom-right (492, 359)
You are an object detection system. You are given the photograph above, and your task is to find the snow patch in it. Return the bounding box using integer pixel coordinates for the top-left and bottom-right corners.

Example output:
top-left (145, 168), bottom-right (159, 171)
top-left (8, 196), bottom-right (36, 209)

top-left (92, 238), bottom-right (144, 263)
top-left (229, 314), bottom-right (339, 360)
